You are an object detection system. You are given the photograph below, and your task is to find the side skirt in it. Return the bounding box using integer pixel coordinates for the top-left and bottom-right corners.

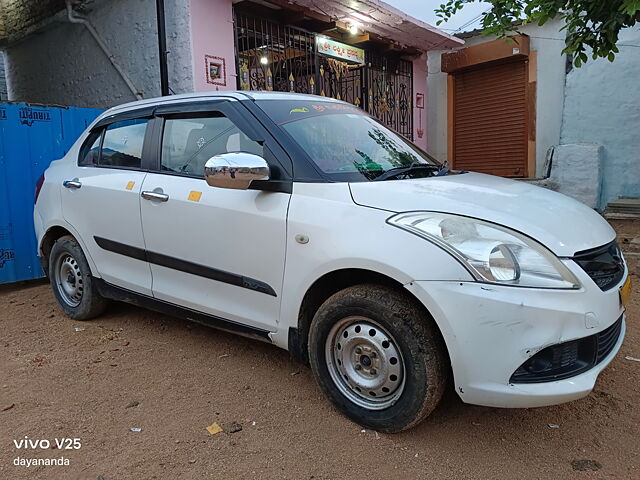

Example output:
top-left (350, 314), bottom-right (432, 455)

top-left (94, 278), bottom-right (272, 343)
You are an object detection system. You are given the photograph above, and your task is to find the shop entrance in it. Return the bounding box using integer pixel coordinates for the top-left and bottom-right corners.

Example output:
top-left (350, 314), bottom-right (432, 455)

top-left (233, 10), bottom-right (414, 140)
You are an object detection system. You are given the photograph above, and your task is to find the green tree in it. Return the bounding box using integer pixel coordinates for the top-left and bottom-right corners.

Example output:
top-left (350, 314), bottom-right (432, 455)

top-left (436, 1), bottom-right (640, 66)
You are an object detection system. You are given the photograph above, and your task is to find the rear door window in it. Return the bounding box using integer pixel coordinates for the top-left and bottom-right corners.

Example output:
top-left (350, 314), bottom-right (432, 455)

top-left (79, 131), bottom-right (103, 166)
top-left (161, 114), bottom-right (263, 177)
top-left (99, 119), bottom-right (149, 169)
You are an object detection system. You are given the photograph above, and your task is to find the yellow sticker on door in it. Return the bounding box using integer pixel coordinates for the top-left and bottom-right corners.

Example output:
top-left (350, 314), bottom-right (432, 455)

top-left (125, 181), bottom-right (135, 190)
top-left (188, 191), bottom-right (202, 202)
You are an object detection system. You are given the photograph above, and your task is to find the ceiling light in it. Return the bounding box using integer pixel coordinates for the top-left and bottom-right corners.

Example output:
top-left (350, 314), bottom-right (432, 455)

top-left (260, 56), bottom-right (268, 65)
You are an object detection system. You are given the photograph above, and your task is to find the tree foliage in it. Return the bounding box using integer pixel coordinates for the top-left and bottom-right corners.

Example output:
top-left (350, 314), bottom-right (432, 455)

top-left (435, 1), bottom-right (640, 66)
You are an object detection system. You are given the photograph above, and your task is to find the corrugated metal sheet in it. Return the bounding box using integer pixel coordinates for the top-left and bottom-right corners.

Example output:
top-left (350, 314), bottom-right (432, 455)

top-left (0, 102), bottom-right (103, 284)
top-left (452, 60), bottom-right (528, 177)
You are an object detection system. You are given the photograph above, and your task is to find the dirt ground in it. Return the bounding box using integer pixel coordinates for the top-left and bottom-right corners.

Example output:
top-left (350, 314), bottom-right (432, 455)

top-left (1, 269), bottom-right (638, 479)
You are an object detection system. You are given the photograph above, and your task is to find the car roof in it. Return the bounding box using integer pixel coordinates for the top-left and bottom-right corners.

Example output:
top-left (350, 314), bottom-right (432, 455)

top-left (101, 91), bottom-right (344, 118)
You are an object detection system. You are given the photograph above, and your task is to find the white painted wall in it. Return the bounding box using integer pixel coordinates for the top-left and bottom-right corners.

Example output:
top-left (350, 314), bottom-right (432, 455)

top-left (426, 51), bottom-right (447, 162)
top-left (427, 18), bottom-right (567, 176)
top-left (4, 0), bottom-right (193, 108)
top-left (560, 26), bottom-right (640, 206)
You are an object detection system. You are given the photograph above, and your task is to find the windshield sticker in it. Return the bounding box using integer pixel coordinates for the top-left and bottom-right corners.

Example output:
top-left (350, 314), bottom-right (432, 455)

top-left (311, 104), bottom-right (361, 114)
top-left (264, 100), bottom-right (369, 125)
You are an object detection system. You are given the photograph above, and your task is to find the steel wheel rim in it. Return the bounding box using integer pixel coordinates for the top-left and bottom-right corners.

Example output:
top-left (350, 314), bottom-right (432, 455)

top-left (325, 316), bottom-right (406, 410)
top-left (54, 252), bottom-right (83, 307)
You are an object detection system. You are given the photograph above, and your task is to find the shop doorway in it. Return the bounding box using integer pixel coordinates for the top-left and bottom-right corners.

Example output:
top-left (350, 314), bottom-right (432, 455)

top-left (233, 10), bottom-right (413, 140)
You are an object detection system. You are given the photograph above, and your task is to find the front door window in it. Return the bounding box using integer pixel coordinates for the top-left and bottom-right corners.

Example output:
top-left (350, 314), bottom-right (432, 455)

top-left (161, 114), bottom-right (263, 177)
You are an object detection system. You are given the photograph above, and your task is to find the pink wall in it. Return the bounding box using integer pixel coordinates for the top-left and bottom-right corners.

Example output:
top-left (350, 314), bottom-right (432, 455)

top-left (411, 53), bottom-right (428, 150)
top-left (190, 0), bottom-right (237, 92)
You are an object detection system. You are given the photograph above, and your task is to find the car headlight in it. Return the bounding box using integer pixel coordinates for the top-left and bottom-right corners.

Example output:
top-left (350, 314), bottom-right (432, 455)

top-left (387, 212), bottom-right (580, 289)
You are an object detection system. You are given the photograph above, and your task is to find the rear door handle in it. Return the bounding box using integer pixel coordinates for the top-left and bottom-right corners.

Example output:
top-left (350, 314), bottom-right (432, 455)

top-left (141, 191), bottom-right (169, 202)
top-left (63, 180), bottom-right (82, 189)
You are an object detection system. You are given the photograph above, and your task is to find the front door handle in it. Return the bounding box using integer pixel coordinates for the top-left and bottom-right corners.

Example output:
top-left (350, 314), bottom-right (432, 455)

top-left (141, 190), bottom-right (169, 202)
top-left (63, 180), bottom-right (82, 189)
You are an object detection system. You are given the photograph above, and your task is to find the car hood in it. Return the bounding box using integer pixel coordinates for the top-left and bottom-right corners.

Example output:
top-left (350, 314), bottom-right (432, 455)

top-left (349, 172), bottom-right (615, 257)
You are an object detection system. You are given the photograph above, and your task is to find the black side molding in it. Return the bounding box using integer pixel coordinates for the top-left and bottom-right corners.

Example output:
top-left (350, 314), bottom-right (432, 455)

top-left (94, 236), bottom-right (147, 262)
top-left (94, 278), bottom-right (272, 342)
top-left (93, 236), bottom-right (277, 297)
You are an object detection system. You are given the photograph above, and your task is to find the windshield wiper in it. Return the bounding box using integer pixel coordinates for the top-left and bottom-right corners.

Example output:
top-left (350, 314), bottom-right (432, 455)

top-left (373, 163), bottom-right (442, 181)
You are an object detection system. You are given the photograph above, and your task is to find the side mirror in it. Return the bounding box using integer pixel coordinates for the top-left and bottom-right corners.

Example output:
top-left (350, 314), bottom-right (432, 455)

top-left (204, 152), bottom-right (270, 190)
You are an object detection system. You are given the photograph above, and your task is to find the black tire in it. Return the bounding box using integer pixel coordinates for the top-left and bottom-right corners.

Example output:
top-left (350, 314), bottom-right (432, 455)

top-left (48, 235), bottom-right (108, 320)
top-left (308, 284), bottom-right (447, 433)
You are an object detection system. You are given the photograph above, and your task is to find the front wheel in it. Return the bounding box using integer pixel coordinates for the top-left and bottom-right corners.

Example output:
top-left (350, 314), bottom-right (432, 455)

top-left (308, 284), bottom-right (447, 432)
top-left (49, 235), bottom-right (108, 320)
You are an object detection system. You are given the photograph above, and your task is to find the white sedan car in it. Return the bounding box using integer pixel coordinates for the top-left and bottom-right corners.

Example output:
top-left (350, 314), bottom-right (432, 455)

top-left (34, 92), bottom-right (630, 432)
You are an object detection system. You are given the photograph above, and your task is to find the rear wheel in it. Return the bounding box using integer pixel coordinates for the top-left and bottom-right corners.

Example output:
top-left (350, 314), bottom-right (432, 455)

top-left (49, 235), bottom-right (107, 320)
top-left (308, 284), bottom-right (447, 432)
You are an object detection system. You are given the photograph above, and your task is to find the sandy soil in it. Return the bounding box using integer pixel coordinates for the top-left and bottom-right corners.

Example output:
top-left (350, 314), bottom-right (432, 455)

top-left (0, 271), bottom-right (638, 479)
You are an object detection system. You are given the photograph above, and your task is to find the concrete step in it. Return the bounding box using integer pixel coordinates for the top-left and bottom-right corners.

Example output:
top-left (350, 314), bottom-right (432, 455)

top-left (605, 198), bottom-right (640, 218)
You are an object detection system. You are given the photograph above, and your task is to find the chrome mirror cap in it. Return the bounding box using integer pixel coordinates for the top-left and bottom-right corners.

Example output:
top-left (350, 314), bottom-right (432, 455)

top-left (204, 152), bottom-right (270, 190)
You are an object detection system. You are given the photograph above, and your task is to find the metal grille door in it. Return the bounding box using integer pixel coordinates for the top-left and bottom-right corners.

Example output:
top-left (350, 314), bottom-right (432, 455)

top-left (234, 12), bottom-right (413, 140)
top-left (234, 14), bottom-right (317, 93)
top-left (365, 57), bottom-right (413, 140)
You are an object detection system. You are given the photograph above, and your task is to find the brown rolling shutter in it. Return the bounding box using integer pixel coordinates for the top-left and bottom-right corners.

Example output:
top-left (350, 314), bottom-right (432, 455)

top-left (452, 60), bottom-right (528, 177)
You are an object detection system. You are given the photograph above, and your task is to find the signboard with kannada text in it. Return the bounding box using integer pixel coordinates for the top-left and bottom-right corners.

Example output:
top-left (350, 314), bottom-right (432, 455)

top-left (315, 36), bottom-right (365, 65)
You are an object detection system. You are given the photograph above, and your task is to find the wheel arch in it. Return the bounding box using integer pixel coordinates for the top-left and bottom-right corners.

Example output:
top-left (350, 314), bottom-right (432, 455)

top-left (289, 268), bottom-right (451, 369)
top-left (39, 224), bottom-right (99, 279)
top-left (39, 226), bottom-right (75, 276)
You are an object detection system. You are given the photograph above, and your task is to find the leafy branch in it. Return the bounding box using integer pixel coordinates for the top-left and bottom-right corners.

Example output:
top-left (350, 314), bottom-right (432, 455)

top-left (435, 0), bottom-right (640, 66)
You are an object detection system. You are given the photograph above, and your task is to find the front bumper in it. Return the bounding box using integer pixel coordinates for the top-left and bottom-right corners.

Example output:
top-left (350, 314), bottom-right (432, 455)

top-left (405, 261), bottom-right (627, 408)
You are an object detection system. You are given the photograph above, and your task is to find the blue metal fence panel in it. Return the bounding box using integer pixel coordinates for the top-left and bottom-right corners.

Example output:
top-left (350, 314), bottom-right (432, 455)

top-left (0, 103), bottom-right (103, 284)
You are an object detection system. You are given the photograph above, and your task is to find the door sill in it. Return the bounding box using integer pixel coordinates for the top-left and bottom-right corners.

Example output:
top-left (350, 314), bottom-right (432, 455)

top-left (94, 278), bottom-right (273, 343)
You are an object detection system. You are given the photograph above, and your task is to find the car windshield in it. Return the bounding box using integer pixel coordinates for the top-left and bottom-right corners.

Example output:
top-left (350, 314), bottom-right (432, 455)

top-left (256, 99), bottom-right (441, 181)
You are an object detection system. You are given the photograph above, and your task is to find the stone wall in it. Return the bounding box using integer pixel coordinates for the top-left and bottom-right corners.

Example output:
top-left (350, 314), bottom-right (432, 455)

top-left (0, 0), bottom-right (65, 43)
top-left (3, 0), bottom-right (194, 108)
